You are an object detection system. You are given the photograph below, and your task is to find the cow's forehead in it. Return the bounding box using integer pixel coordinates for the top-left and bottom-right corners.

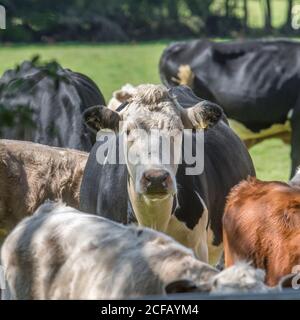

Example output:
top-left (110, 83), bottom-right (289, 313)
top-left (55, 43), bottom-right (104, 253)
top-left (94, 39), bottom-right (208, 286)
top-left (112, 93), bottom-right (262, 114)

top-left (118, 84), bottom-right (184, 131)
top-left (123, 103), bottom-right (183, 132)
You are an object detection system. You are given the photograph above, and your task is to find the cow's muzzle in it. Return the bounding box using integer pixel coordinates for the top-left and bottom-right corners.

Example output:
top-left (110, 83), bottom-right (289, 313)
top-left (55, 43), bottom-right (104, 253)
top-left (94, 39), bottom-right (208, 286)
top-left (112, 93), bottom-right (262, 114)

top-left (141, 169), bottom-right (173, 195)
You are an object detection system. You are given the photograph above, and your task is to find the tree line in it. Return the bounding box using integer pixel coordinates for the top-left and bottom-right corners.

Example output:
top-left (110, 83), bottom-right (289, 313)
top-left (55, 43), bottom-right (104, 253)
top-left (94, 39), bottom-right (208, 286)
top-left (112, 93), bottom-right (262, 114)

top-left (0, 0), bottom-right (298, 42)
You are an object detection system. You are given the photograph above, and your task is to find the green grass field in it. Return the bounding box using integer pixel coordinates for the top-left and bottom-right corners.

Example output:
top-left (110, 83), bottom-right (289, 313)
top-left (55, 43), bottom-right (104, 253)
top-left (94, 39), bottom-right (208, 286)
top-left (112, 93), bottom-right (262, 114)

top-left (0, 42), bottom-right (291, 181)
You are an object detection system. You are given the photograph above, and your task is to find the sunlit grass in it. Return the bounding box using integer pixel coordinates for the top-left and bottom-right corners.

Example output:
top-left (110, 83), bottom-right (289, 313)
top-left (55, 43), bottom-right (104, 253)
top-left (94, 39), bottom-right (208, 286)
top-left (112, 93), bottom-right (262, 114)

top-left (249, 139), bottom-right (290, 181)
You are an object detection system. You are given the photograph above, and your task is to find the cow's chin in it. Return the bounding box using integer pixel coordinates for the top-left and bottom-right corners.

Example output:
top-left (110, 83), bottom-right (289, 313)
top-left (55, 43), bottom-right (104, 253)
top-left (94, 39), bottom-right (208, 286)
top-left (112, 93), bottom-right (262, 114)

top-left (143, 193), bottom-right (172, 201)
top-left (141, 188), bottom-right (176, 201)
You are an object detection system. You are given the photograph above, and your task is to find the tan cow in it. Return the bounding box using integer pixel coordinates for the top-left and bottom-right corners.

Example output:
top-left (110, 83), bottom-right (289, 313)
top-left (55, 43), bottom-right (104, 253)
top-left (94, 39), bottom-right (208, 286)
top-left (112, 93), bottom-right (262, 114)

top-left (0, 140), bottom-right (87, 238)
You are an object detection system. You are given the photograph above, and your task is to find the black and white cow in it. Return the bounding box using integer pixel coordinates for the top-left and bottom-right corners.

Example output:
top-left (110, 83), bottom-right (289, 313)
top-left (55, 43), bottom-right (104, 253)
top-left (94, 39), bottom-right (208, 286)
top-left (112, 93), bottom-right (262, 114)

top-left (159, 39), bottom-right (300, 177)
top-left (80, 84), bottom-right (255, 263)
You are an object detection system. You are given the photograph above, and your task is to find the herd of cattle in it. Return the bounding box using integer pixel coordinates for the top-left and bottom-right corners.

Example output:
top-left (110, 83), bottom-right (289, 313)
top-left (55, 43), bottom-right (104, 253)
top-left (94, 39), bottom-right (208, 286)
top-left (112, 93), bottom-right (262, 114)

top-left (0, 38), bottom-right (300, 299)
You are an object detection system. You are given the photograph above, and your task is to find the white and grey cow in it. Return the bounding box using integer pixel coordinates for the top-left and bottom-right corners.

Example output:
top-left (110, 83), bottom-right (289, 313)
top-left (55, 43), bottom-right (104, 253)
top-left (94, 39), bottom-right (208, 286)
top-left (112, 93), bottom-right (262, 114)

top-left (80, 84), bottom-right (255, 264)
top-left (1, 202), bottom-right (275, 300)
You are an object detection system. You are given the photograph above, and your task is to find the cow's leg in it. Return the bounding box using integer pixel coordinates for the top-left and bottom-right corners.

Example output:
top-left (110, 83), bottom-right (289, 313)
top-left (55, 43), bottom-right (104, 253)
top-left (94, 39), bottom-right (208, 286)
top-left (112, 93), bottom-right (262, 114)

top-left (290, 100), bottom-right (300, 178)
top-left (195, 200), bottom-right (209, 263)
top-left (207, 227), bottom-right (223, 266)
top-left (223, 228), bottom-right (235, 267)
top-left (195, 213), bottom-right (209, 263)
top-left (207, 244), bottom-right (223, 266)
top-left (195, 242), bottom-right (208, 263)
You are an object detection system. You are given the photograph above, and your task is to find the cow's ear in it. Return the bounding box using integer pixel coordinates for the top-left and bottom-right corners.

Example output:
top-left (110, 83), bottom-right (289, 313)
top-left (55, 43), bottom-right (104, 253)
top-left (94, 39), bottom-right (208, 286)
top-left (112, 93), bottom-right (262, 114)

top-left (184, 101), bottom-right (223, 130)
top-left (83, 105), bottom-right (121, 132)
top-left (165, 279), bottom-right (198, 294)
top-left (114, 89), bottom-right (133, 103)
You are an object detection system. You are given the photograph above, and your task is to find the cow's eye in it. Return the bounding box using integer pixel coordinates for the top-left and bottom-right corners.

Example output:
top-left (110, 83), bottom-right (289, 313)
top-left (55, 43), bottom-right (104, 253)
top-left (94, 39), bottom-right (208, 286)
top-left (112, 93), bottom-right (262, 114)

top-left (126, 129), bottom-right (130, 136)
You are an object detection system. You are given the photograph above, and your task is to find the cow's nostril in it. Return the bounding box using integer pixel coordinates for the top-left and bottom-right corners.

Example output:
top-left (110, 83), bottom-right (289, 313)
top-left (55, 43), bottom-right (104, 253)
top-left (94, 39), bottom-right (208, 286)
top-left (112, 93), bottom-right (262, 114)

top-left (144, 174), bottom-right (152, 182)
top-left (143, 170), bottom-right (170, 186)
top-left (161, 172), bottom-right (170, 181)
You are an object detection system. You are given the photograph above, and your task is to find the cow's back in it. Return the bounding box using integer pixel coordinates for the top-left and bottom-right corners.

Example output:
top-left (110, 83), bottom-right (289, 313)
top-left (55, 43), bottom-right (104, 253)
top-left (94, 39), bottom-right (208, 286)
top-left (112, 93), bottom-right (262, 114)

top-left (223, 177), bottom-right (300, 286)
top-left (0, 61), bottom-right (105, 151)
top-left (160, 39), bottom-right (300, 131)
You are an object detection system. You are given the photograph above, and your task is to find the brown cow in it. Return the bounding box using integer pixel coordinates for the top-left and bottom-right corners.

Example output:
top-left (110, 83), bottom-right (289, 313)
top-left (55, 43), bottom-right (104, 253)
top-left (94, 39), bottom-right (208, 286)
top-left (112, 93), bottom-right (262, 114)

top-left (0, 140), bottom-right (88, 237)
top-left (223, 177), bottom-right (300, 286)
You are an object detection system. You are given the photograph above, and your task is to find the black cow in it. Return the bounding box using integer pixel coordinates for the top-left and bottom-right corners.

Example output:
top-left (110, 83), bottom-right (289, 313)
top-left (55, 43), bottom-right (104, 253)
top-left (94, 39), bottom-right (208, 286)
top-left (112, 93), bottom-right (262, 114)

top-left (0, 59), bottom-right (105, 151)
top-left (80, 84), bottom-right (255, 264)
top-left (159, 39), bottom-right (300, 177)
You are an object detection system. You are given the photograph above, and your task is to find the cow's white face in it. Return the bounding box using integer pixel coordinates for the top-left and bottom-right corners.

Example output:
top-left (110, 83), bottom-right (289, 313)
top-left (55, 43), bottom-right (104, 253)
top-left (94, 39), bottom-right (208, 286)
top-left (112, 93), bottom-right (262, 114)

top-left (83, 84), bottom-right (222, 231)
top-left (119, 88), bottom-right (184, 198)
